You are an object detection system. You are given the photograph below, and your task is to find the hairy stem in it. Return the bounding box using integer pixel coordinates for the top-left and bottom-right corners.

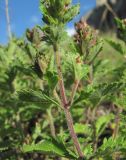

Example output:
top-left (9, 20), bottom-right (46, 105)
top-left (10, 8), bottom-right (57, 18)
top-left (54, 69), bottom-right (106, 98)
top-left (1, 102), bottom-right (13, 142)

top-left (64, 108), bottom-right (84, 158)
top-left (54, 45), bottom-right (68, 107)
top-left (53, 44), bottom-right (84, 158)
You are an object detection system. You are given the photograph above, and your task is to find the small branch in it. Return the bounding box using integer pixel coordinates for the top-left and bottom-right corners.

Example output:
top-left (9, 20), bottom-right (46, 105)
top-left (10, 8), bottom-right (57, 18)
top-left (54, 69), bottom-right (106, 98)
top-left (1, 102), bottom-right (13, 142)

top-left (99, 8), bottom-right (108, 29)
top-left (70, 79), bottom-right (80, 106)
top-left (53, 45), bottom-right (68, 108)
top-left (53, 44), bottom-right (84, 158)
top-left (104, 1), bottom-right (118, 18)
top-left (5, 0), bottom-right (12, 40)
top-left (64, 108), bottom-right (84, 158)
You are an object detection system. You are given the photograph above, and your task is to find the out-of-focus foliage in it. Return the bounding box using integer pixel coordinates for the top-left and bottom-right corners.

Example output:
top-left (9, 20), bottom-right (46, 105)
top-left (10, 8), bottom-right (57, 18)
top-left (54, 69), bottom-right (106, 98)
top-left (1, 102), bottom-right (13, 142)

top-left (0, 0), bottom-right (126, 160)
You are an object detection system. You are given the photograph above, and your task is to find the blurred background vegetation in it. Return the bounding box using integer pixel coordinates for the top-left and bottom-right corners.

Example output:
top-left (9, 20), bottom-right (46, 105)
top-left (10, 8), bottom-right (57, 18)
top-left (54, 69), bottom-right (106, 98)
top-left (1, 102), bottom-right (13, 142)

top-left (0, 0), bottom-right (126, 159)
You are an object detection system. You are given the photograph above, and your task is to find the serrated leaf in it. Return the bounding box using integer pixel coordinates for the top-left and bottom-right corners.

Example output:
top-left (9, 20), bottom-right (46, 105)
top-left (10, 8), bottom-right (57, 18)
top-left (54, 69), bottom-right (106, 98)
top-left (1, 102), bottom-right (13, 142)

top-left (95, 114), bottom-right (114, 137)
top-left (63, 4), bottom-right (80, 23)
top-left (106, 39), bottom-right (125, 55)
top-left (98, 82), bottom-right (124, 96)
top-left (73, 59), bottom-right (89, 80)
top-left (45, 54), bottom-right (58, 90)
top-left (90, 40), bottom-right (103, 63)
top-left (22, 139), bottom-right (77, 159)
top-left (115, 18), bottom-right (126, 43)
top-left (98, 136), bottom-right (126, 157)
top-left (18, 89), bottom-right (60, 107)
top-left (45, 71), bottom-right (58, 90)
top-left (83, 144), bottom-right (93, 158)
top-left (74, 123), bottom-right (92, 135)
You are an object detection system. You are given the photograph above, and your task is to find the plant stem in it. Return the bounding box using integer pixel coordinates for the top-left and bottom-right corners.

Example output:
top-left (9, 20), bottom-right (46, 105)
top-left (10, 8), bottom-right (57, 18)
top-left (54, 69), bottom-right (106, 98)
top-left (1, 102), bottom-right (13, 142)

top-left (53, 45), bottom-right (68, 107)
top-left (104, 1), bottom-right (117, 17)
top-left (5, 0), bottom-right (12, 40)
top-left (64, 108), bottom-right (84, 158)
top-left (53, 44), bottom-right (84, 158)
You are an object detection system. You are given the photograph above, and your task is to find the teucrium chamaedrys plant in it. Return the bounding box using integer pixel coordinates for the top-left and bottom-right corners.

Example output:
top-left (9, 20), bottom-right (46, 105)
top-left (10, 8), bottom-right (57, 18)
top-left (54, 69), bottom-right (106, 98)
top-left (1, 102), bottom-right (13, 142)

top-left (1, 1), bottom-right (126, 159)
top-left (40, 0), bottom-right (84, 158)
top-left (21, 0), bottom-right (103, 159)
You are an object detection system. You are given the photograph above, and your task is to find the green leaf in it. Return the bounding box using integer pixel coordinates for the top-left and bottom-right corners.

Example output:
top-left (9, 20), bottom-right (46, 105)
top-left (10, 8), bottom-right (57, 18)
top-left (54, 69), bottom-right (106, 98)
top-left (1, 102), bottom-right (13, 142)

top-left (73, 58), bottom-right (89, 80)
top-left (18, 89), bottom-right (60, 107)
top-left (63, 4), bottom-right (80, 23)
top-left (106, 39), bottom-right (125, 55)
top-left (90, 40), bottom-right (103, 63)
top-left (115, 18), bottom-right (126, 43)
top-left (98, 82), bottom-right (124, 96)
top-left (83, 144), bottom-right (93, 158)
top-left (45, 71), bottom-right (58, 90)
top-left (74, 123), bottom-right (92, 135)
top-left (47, 54), bottom-right (55, 71)
top-left (22, 138), bottom-right (77, 159)
top-left (40, 1), bottom-right (79, 25)
top-left (97, 136), bottom-right (126, 158)
top-left (95, 114), bottom-right (114, 137)
top-left (45, 54), bottom-right (58, 90)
